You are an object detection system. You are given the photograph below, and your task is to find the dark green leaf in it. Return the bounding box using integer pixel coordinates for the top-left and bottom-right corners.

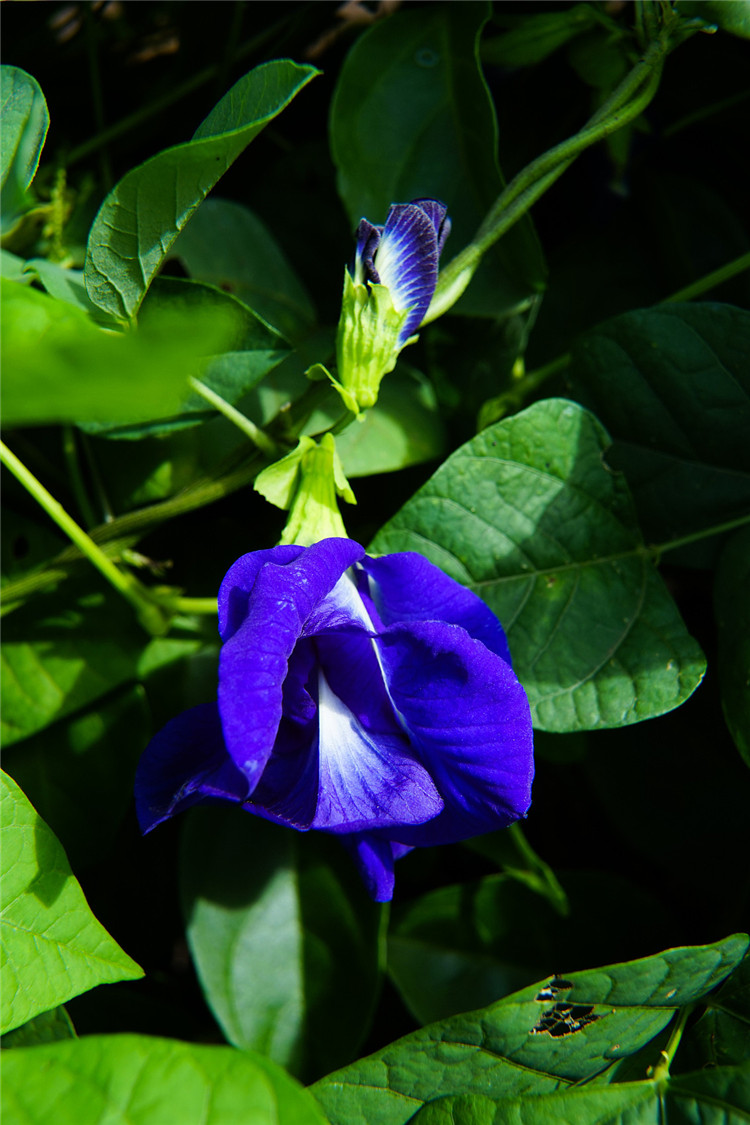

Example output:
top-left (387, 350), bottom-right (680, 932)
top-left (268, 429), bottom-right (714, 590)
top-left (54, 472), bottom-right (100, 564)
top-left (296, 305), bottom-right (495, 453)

top-left (1, 1005), bottom-right (75, 1049)
top-left (84, 61), bottom-right (318, 321)
top-left (3, 686), bottom-right (149, 871)
top-left (715, 528), bottom-right (750, 766)
top-left (408, 1066), bottom-right (750, 1124)
top-left (180, 806), bottom-right (382, 1082)
top-left (0, 66), bottom-right (49, 231)
top-left (330, 2), bottom-right (545, 318)
top-left (0, 586), bottom-right (146, 748)
top-left (0, 771), bottom-right (143, 1035)
top-left (481, 4), bottom-right (600, 67)
top-left (684, 951), bottom-right (750, 1068)
top-left (0, 278), bottom-right (238, 428)
top-left (388, 871), bottom-right (675, 1026)
top-left (0, 1034), bottom-right (329, 1125)
top-left (172, 197), bottom-right (317, 343)
top-left (369, 398), bottom-right (706, 732)
top-left (313, 936), bottom-right (748, 1125)
top-left (569, 303), bottom-right (750, 545)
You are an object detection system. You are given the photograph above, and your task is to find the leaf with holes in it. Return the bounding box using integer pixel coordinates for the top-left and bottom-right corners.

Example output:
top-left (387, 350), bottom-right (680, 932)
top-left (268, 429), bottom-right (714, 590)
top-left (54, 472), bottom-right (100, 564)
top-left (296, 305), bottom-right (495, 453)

top-left (84, 61), bottom-right (317, 321)
top-left (369, 398), bottom-right (705, 732)
top-left (1, 1034), bottom-right (328, 1125)
top-left (312, 935), bottom-right (748, 1125)
top-left (0, 771), bottom-right (142, 1035)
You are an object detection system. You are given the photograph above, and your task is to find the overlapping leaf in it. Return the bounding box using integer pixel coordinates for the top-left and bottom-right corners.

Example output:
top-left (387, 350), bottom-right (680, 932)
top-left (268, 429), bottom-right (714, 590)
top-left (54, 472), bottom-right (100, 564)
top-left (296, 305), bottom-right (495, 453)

top-left (313, 935), bottom-right (748, 1125)
top-left (180, 807), bottom-right (382, 1082)
top-left (369, 398), bottom-right (705, 732)
top-left (1, 1034), bottom-right (328, 1125)
top-left (0, 66), bottom-right (49, 232)
top-left (715, 528), bottom-right (750, 766)
top-left (0, 772), bottom-right (142, 1034)
top-left (84, 61), bottom-right (317, 321)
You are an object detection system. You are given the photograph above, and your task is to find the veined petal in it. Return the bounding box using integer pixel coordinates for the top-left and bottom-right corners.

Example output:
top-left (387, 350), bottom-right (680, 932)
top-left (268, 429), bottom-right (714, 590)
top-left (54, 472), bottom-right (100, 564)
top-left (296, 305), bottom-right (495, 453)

top-left (354, 217), bottom-right (382, 285)
top-left (411, 198), bottom-right (451, 256)
top-left (218, 544), bottom-right (304, 642)
top-left (375, 620), bottom-right (534, 847)
top-left (312, 670), bottom-right (443, 833)
top-left (134, 703), bottom-right (248, 834)
top-left (218, 538), bottom-right (365, 786)
top-left (375, 203), bottom-right (439, 340)
top-left (358, 552), bottom-right (513, 666)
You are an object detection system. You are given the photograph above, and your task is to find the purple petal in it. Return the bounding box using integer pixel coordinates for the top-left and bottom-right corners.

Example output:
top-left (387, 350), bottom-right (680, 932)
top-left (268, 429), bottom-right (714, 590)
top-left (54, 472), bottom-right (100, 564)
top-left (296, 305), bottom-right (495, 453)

top-left (410, 198), bottom-right (451, 256)
top-left (311, 668), bottom-right (443, 832)
top-left (134, 703), bottom-right (249, 834)
top-left (359, 552), bottom-right (513, 666)
top-left (218, 544), bottom-right (304, 642)
top-left (375, 620), bottom-right (534, 847)
top-left (218, 538), bottom-right (366, 788)
top-left (354, 218), bottom-right (382, 284)
top-left (376, 203), bottom-right (439, 341)
top-left (343, 834), bottom-right (412, 903)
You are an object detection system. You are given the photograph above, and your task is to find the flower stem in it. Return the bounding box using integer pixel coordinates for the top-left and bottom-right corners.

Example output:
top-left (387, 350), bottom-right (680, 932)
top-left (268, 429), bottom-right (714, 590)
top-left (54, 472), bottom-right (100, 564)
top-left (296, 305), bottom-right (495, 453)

top-left (188, 376), bottom-right (279, 458)
top-left (0, 440), bottom-right (168, 632)
top-left (648, 1003), bottom-right (693, 1081)
top-left (664, 250), bottom-right (750, 303)
top-left (172, 597), bottom-right (219, 616)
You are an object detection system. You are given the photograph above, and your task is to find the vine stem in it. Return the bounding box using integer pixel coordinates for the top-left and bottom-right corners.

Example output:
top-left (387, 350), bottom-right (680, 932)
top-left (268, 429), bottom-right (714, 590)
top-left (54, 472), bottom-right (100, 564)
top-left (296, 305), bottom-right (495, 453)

top-left (428, 36), bottom-right (668, 320)
top-left (188, 377), bottom-right (279, 457)
top-left (0, 440), bottom-right (166, 630)
top-left (649, 1003), bottom-right (694, 1081)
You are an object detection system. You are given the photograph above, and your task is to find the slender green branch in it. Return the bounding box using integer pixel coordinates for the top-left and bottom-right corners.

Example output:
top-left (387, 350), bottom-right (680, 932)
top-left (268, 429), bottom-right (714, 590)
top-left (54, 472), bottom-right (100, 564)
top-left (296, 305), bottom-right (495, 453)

top-left (664, 250), bottom-right (750, 303)
top-left (61, 425), bottom-right (97, 529)
top-left (188, 377), bottom-right (279, 457)
top-left (654, 512), bottom-right (750, 557)
top-left (429, 37), bottom-right (667, 319)
top-left (0, 441), bottom-right (167, 631)
top-left (173, 597), bottom-right (219, 616)
top-left (648, 1003), bottom-right (693, 1081)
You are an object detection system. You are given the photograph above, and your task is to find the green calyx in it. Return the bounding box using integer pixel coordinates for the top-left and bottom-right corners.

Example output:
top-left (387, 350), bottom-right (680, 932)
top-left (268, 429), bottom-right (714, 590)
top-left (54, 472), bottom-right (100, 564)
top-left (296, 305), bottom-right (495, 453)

top-left (334, 269), bottom-right (410, 411)
top-left (254, 433), bottom-right (355, 546)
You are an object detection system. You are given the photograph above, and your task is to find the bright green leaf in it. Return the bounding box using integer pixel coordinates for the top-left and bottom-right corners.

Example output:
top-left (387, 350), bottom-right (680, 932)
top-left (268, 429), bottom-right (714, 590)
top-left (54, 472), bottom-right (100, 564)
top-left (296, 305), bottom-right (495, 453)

top-left (0, 771), bottom-right (142, 1035)
top-left (172, 197), bottom-right (317, 343)
top-left (330, 2), bottom-right (545, 318)
top-left (369, 398), bottom-right (706, 732)
top-left (0, 1033), bottom-right (329, 1125)
top-left (408, 1067), bottom-right (750, 1124)
top-left (0, 278), bottom-right (239, 428)
top-left (313, 935), bottom-right (748, 1125)
top-left (0, 66), bottom-right (49, 231)
top-left (570, 303), bottom-right (750, 545)
top-left (715, 528), bottom-right (750, 767)
top-left (84, 61), bottom-right (318, 321)
top-left (180, 807), bottom-right (382, 1082)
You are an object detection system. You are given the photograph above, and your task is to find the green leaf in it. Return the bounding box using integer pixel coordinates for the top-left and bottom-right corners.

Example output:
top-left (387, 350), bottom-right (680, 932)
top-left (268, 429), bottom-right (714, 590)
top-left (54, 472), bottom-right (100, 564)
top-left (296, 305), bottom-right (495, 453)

top-left (388, 871), bottom-right (675, 1026)
top-left (180, 807), bottom-right (382, 1082)
top-left (78, 277), bottom-right (289, 438)
top-left (0, 585), bottom-right (146, 748)
top-left (0, 67), bottom-right (49, 231)
top-left (369, 398), bottom-right (706, 732)
top-left (570, 303), bottom-right (750, 545)
top-left (84, 61), bottom-right (318, 321)
top-left (407, 1067), bottom-right (750, 1124)
top-left (1, 1005), bottom-right (75, 1049)
top-left (676, 0), bottom-right (750, 38)
top-left (0, 249), bottom-right (28, 281)
top-left (481, 4), bottom-right (600, 67)
top-left (172, 197), bottom-right (317, 343)
top-left (3, 686), bottom-right (149, 871)
top-left (0, 1033), bottom-right (329, 1125)
top-left (330, 2), bottom-right (545, 318)
top-left (0, 278), bottom-right (239, 428)
top-left (22, 258), bottom-right (113, 321)
top-left (715, 528), bottom-right (750, 766)
top-left (0, 771), bottom-right (142, 1035)
top-left (685, 951), bottom-right (750, 1067)
top-left (312, 936), bottom-right (748, 1125)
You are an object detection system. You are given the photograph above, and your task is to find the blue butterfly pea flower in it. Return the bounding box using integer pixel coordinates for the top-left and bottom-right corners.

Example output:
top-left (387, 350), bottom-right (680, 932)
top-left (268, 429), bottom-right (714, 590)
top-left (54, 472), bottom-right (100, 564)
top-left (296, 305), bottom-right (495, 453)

top-left (135, 538), bottom-right (533, 901)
